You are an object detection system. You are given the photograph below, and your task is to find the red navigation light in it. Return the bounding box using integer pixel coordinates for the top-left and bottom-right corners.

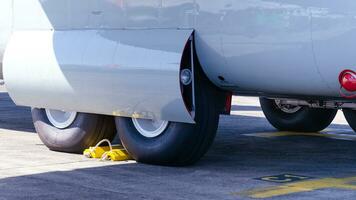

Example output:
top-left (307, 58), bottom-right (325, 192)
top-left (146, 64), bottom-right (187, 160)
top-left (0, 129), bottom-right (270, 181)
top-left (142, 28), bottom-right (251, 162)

top-left (339, 70), bottom-right (356, 92)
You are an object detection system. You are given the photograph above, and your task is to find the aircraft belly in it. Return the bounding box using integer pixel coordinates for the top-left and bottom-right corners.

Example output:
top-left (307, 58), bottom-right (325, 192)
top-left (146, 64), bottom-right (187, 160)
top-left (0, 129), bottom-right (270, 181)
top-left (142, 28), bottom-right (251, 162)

top-left (195, 0), bottom-right (334, 97)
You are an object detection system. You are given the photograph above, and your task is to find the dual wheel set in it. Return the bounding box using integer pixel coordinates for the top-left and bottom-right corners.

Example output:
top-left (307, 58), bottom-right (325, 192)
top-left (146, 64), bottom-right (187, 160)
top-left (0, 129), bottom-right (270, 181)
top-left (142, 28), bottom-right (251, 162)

top-left (32, 66), bottom-right (222, 166)
top-left (260, 98), bottom-right (356, 133)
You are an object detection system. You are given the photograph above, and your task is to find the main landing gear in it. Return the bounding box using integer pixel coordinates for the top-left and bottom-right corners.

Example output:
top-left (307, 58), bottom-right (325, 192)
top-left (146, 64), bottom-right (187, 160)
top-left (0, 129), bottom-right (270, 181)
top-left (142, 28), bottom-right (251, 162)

top-left (31, 44), bottom-right (226, 166)
top-left (259, 97), bottom-right (337, 132)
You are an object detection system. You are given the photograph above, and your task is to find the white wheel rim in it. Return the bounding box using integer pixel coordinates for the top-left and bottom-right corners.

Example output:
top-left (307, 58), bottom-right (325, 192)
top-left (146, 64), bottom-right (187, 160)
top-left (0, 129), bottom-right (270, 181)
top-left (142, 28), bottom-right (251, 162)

top-left (45, 109), bottom-right (77, 129)
top-left (132, 118), bottom-right (169, 138)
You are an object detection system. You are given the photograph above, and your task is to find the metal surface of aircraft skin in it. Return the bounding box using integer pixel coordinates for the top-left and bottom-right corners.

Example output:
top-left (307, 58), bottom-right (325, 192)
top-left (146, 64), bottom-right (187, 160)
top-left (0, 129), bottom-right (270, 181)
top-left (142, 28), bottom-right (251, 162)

top-left (1, 1), bottom-right (355, 100)
top-left (1, 0), bottom-right (356, 165)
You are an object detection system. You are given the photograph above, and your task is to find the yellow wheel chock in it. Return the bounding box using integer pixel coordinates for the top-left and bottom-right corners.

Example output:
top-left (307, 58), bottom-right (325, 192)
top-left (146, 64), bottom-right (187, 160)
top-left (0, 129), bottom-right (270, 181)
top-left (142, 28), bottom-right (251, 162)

top-left (83, 139), bottom-right (132, 161)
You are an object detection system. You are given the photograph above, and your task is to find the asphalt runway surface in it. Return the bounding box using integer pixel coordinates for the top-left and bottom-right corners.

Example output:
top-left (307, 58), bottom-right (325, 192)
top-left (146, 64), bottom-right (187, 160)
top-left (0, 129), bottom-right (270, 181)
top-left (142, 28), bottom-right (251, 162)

top-left (1, 90), bottom-right (356, 200)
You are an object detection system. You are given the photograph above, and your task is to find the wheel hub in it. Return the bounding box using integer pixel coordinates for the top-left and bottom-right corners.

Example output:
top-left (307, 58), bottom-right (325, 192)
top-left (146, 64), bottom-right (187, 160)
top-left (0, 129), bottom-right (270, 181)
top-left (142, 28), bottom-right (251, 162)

top-left (45, 109), bottom-right (77, 129)
top-left (132, 118), bottom-right (169, 138)
top-left (274, 100), bottom-right (302, 114)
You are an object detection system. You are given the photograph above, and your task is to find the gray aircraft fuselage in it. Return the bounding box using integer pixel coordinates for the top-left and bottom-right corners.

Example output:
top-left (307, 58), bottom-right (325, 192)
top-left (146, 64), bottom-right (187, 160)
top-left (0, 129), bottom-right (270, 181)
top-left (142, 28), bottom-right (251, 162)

top-left (1, 0), bottom-right (355, 122)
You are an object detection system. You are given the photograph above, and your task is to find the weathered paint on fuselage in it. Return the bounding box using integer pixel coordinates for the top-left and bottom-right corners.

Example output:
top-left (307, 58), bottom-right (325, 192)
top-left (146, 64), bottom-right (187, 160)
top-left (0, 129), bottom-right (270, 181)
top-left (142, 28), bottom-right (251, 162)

top-left (3, 0), bottom-right (356, 99)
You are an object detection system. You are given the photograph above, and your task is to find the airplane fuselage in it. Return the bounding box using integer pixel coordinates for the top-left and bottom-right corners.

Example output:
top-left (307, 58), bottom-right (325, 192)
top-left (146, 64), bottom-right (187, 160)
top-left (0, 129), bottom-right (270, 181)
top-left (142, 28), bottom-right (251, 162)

top-left (1, 0), bottom-right (354, 99)
top-left (2, 0), bottom-right (356, 125)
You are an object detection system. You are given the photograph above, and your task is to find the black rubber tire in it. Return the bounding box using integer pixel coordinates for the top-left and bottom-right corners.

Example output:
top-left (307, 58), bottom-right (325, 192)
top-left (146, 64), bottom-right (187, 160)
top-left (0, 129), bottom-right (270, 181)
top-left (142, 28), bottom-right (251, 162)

top-left (32, 108), bottom-right (116, 153)
top-left (260, 97), bottom-right (337, 132)
top-left (343, 109), bottom-right (356, 132)
top-left (115, 67), bottom-right (221, 166)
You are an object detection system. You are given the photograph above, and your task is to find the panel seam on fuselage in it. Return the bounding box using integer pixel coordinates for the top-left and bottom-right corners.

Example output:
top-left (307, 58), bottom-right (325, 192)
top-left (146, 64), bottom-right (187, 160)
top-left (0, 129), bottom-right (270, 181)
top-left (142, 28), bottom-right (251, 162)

top-left (309, 8), bottom-right (333, 91)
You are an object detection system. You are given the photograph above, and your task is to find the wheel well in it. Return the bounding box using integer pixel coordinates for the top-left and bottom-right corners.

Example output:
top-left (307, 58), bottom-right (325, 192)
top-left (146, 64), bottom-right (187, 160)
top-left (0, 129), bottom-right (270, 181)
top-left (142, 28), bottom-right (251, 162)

top-left (180, 33), bottom-right (232, 116)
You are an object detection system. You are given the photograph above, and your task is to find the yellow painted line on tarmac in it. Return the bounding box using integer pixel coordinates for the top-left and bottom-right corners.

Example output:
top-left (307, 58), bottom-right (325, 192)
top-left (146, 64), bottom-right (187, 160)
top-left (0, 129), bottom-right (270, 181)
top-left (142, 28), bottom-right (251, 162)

top-left (236, 176), bottom-right (356, 198)
top-left (256, 174), bottom-right (312, 183)
top-left (243, 129), bottom-right (356, 141)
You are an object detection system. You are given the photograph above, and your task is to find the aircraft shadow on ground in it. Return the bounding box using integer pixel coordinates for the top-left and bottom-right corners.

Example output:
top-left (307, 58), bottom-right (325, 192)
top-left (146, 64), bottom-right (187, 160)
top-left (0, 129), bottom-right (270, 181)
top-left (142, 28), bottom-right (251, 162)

top-left (0, 93), bottom-right (35, 132)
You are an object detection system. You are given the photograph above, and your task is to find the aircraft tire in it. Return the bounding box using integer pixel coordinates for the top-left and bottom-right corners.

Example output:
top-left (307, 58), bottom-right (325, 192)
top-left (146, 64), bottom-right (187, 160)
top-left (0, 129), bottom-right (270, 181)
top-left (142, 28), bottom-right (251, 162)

top-left (115, 65), bottom-right (221, 166)
top-left (260, 97), bottom-right (337, 132)
top-left (343, 109), bottom-right (356, 132)
top-left (32, 108), bottom-right (116, 153)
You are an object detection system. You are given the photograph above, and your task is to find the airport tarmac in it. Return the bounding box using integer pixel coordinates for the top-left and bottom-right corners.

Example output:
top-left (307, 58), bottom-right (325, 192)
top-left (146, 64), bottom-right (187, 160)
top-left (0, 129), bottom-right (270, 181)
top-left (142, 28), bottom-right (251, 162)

top-left (1, 88), bottom-right (356, 200)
